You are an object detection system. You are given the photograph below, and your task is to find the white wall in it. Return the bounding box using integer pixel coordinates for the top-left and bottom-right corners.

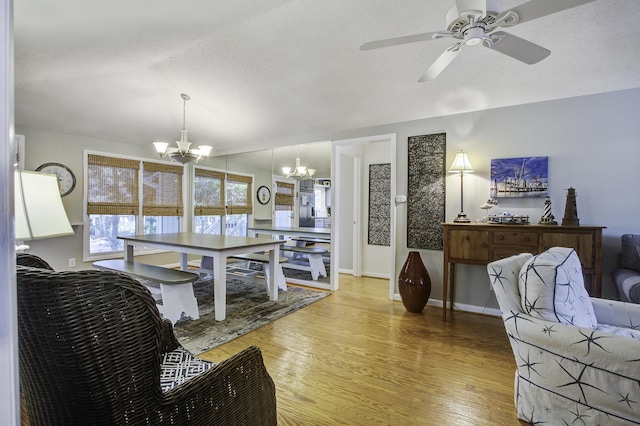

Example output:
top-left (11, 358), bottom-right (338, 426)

top-left (1, 0), bottom-right (19, 423)
top-left (362, 139), bottom-right (392, 279)
top-left (336, 150), bottom-right (355, 273)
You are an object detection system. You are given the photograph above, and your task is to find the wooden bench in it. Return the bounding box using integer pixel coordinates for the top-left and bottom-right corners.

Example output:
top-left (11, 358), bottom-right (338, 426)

top-left (93, 259), bottom-right (199, 325)
top-left (291, 237), bottom-right (331, 247)
top-left (199, 253), bottom-right (288, 296)
top-left (280, 246), bottom-right (329, 280)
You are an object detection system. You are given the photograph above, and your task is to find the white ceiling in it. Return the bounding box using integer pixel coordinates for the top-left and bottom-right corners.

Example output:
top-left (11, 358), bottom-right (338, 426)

top-left (14, 0), bottom-right (640, 157)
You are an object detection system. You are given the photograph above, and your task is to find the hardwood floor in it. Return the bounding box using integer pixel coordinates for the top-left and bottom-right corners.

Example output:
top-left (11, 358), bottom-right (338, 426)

top-left (199, 274), bottom-right (528, 425)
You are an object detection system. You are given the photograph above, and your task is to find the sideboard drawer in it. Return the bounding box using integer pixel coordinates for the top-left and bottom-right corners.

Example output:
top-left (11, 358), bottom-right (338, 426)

top-left (491, 246), bottom-right (534, 261)
top-left (492, 231), bottom-right (538, 247)
top-left (447, 230), bottom-right (489, 262)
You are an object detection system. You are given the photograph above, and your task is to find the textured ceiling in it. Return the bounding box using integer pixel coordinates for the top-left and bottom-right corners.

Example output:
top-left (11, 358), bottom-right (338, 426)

top-left (14, 0), bottom-right (640, 157)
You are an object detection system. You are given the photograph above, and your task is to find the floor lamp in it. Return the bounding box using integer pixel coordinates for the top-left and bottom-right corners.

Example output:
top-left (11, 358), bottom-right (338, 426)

top-left (15, 170), bottom-right (74, 249)
top-left (448, 151), bottom-right (475, 223)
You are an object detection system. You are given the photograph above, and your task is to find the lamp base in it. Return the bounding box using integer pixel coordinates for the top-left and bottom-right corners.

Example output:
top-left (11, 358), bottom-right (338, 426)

top-left (453, 212), bottom-right (471, 223)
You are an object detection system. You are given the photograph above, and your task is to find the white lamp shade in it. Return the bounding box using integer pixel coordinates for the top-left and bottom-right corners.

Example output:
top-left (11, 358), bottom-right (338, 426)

top-left (198, 145), bottom-right (213, 157)
top-left (448, 151), bottom-right (475, 173)
top-left (153, 141), bottom-right (169, 154)
top-left (15, 170), bottom-right (74, 241)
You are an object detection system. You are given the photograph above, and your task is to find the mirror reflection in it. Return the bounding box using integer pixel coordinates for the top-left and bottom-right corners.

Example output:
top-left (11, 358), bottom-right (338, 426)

top-left (272, 142), bottom-right (331, 228)
top-left (217, 142), bottom-right (332, 287)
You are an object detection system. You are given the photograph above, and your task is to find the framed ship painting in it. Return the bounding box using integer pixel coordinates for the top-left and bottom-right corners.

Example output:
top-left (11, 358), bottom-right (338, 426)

top-left (490, 156), bottom-right (548, 198)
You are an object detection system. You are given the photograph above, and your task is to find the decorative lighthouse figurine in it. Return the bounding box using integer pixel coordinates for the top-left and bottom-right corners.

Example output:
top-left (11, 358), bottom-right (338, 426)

top-left (539, 197), bottom-right (557, 225)
top-left (562, 187), bottom-right (580, 226)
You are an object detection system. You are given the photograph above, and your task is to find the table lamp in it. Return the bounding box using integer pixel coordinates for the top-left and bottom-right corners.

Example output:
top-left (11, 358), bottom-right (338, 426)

top-left (15, 170), bottom-right (74, 249)
top-left (448, 150), bottom-right (475, 223)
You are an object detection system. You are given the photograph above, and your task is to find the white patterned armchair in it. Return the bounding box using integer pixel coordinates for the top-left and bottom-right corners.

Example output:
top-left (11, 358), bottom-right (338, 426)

top-left (487, 247), bottom-right (640, 425)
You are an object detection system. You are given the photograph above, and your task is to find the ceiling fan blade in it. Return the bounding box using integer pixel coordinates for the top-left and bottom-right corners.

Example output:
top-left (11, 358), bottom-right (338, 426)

top-left (486, 31), bottom-right (550, 64)
top-left (499, 0), bottom-right (596, 26)
top-left (359, 31), bottom-right (448, 51)
top-left (418, 44), bottom-right (462, 82)
top-left (455, 0), bottom-right (486, 19)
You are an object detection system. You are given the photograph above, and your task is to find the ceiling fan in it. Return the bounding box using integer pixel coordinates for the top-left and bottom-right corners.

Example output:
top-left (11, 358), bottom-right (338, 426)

top-left (360, 0), bottom-right (596, 81)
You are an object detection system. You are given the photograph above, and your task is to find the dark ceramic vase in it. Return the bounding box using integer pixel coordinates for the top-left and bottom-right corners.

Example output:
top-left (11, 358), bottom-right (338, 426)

top-left (398, 251), bottom-right (431, 313)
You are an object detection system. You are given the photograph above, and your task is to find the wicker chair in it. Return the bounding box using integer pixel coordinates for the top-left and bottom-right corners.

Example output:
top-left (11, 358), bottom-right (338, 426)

top-left (16, 252), bottom-right (54, 270)
top-left (17, 263), bottom-right (277, 425)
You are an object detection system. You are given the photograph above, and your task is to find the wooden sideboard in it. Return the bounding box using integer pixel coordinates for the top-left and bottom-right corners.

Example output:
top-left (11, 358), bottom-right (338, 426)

top-left (441, 223), bottom-right (605, 321)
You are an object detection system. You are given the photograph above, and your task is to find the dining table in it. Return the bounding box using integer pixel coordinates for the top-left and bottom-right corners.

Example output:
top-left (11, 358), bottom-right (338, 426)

top-left (118, 232), bottom-right (285, 321)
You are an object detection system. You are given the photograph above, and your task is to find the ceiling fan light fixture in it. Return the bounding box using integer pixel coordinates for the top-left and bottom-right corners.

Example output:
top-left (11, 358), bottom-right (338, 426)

top-left (361, 0), bottom-right (593, 81)
top-left (464, 26), bottom-right (485, 46)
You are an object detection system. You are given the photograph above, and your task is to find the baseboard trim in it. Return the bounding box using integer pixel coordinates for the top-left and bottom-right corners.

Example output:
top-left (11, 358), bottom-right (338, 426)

top-left (392, 293), bottom-right (501, 317)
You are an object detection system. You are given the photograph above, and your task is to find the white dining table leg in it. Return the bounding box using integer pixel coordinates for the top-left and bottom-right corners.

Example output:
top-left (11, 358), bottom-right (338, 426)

top-left (213, 253), bottom-right (227, 321)
top-left (125, 243), bottom-right (134, 261)
top-left (267, 246), bottom-right (279, 301)
top-left (179, 252), bottom-right (188, 271)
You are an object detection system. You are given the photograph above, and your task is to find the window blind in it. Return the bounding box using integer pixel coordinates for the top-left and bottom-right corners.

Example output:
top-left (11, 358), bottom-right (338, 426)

top-left (274, 180), bottom-right (294, 211)
top-left (142, 162), bottom-right (184, 216)
top-left (226, 173), bottom-right (253, 215)
top-left (87, 154), bottom-right (140, 215)
top-left (194, 168), bottom-right (226, 216)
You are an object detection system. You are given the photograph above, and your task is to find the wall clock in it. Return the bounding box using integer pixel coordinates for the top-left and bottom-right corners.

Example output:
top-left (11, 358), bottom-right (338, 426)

top-left (35, 162), bottom-right (76, 197)
top-left (257, 185), bottom-right (271, 205)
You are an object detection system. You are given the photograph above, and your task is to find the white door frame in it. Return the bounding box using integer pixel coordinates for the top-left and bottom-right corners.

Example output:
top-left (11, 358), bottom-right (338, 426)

top-left (331, 134), bottom-right (397, 299)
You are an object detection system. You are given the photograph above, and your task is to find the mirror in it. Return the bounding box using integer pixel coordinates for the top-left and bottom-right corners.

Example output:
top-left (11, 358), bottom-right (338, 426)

top-left (224, 149), bottom-right (273, 221)
top-left (272, 142), bottom-right (331, 179)
top-left (222, 142), bottom-right (332, 227)
top-left (272, 142), bottom-right (332, 228)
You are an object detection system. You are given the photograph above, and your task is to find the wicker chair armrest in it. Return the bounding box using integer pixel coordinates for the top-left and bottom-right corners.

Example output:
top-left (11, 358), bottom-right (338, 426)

top-left (160, 346), bottom-right (277, 425)
top-left (159, 319), bottom-right (181, 353)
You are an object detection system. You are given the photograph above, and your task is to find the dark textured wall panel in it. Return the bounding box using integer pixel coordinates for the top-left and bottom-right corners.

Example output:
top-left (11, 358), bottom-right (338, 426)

top-left (407, 133), bottom-right (446, 250)
top-left (368, 163), bottom-right (391, 246)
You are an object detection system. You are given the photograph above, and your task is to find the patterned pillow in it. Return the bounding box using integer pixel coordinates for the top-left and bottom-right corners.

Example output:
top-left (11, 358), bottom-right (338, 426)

top-left (160, 347), bottom-right (215, 393)
top-left (519, 247), bottom-right (597, 329)
top-left (620, 234), bottom-right (640, 272)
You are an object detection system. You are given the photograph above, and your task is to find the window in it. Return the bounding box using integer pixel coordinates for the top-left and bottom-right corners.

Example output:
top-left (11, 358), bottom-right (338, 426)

top-left (143, 162), bottom-right (183, 235)
top-left (274, 180), bottom-right (294, 227)
top-left (193, 169), bottom-right (253, 236)
top-left (87, 154), bottom-right (140, 254)
top-left (225, 173), bottom-right (252, 236)
top-left (194, 168), bottom-right (225, 235)
top-left (86, 153), bottom-right (184, 257)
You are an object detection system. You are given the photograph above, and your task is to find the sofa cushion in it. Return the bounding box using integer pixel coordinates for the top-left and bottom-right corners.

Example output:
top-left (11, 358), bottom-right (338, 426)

top-left (597, 324), bottom-right (640, 342)
top-left (519, 247), bottom-right (597, 329)
top-left (620, 234), bottom-right (640, 273)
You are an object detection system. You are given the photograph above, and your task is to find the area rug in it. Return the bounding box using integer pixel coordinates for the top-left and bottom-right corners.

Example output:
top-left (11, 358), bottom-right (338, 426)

top-left (171, 268), bottom-right (330, 355)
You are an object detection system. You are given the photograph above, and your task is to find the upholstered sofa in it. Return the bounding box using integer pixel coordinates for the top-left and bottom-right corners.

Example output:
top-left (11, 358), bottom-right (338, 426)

top-left (487, 247), bottom-right (640, 425)
top-left (612, 233), bottom-right (640, 303)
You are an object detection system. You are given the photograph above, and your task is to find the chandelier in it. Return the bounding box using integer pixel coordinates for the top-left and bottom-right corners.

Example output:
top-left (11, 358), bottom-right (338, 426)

top-left (282, 147), bottom-right (316, 180)
top-left (153, 94), bottom-right (213, 164)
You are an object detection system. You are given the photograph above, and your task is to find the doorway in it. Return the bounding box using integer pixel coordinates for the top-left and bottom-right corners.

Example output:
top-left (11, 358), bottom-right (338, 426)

top-left (331, 134), bottom-right (397, 299)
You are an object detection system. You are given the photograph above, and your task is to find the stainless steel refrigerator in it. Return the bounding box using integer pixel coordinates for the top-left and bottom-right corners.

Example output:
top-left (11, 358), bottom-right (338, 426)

top-left (298, 179), bottom-right (315, 227)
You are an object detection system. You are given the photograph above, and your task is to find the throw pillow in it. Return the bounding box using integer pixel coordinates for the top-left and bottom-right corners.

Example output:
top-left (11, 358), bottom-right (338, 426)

top-left (160, 347), bottom-right (215, 393)
top-left (620, 234), bottom-right (640, 273)
top-left (519, 247), bottom-right (597, 329)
